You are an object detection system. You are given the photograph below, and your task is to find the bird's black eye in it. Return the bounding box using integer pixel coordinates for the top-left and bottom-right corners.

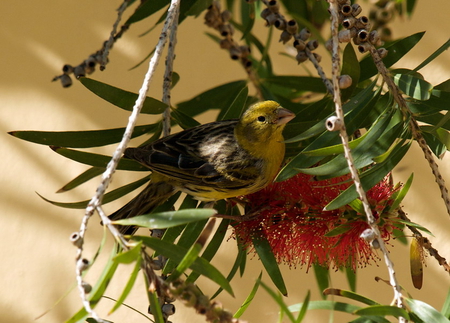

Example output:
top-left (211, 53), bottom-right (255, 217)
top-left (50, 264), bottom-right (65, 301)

top-left (257, 116), bottom-right (266, 122)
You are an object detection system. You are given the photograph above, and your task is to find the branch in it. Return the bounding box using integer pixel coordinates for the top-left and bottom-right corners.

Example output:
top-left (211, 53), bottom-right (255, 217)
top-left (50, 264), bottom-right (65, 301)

top-left (326, 1), bottom-right (405, 319)
top-left (73, 0), bottom-right (181, 320)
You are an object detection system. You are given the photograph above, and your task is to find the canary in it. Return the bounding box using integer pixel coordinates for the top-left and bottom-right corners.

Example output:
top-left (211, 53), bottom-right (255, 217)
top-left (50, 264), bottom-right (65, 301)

top-left (110, 101), bottom-right (295, 233)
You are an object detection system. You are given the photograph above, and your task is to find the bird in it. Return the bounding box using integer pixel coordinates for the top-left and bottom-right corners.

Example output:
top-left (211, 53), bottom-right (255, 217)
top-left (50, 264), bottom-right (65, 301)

top-left (109, 100), bottom-right (295, 234)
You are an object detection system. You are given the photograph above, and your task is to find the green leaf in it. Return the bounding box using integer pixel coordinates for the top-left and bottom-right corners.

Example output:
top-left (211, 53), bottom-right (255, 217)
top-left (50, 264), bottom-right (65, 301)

top-left (288, 300), bottom-right (361, 314)
top-left (166, 242), bottom-right (202, 282)
top-left (252, 235), bottom-right (287, 296)
top-left (324, 288), bottom-right (379, 306)
top-left (234, 272), bottom-right (262, 318)
top-left (324, 223), bottom-right (353, 237)
top-left (79, 78), bottom-right (167, 114)
top-left (394, 219), bottom-right (434, 236)
top-left (414, 39), bottom-right (450, 72)
top-left (51, 147), bottom-right (146, 171)
top-left (38, 175), bottom-right (150, 209)
top-left (171, 108), bottom-right (201, 129)
top-left (341, 43), bottom-right (360, 102)
top-left (57, 167), bottom-right (105, 192)
top-left (441, 289), bottom-right (450, 318)
top-left (149, 290), bottom-right (165, 323)
top-left (295, 290), bottom-right (311, 323)
top-left (390, 173), bottom-right (414, 210)
top-left (313, 264), bottom-right (329, 299)
top-left (393, 72), bottom-right (433, 100)
top-left (162, 219), bottom-right (208, 274)
top-left (259, 281), bottom-right (297, 322)
top-left (125, 0), bottom-right (168, 24)
top-left (359, 32), bottom-right (425, 82)
top-left (261, 76), bottom-right (327, 95)
top-left (114, 208), bottom-right (216, 229)
top-left (218, 86), bottom-right (248, 120)
top-left (240, 0), bottom-right (255, 40)
top-left (113, 241), bottom-right (142, 264)
top-left (186, 218), bottom-right (230, 284)
top-left (177, 80), bottom-right (247, 117)
top-left (325, 141), bottom-right (411, 210)
top-left (9, 124), bottom-right (160, 148)
top-left (211, 239), bottom-right (247, 299)
top-left (355, 305), bottom-right (410, 320)
top-left (345, 268), bottom-right (357, 292)
top-left (109, 254), bottom-right (142, 314)
top-left (134, 236), bottom-right (234, 295)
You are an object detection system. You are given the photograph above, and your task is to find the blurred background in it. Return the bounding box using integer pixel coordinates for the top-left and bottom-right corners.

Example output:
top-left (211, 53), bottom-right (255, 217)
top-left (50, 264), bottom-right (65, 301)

top-left (1, 1), bottom-right (449, 322)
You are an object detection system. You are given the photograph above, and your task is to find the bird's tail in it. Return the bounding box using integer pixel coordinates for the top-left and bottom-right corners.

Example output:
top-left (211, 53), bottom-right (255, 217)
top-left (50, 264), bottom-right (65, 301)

top-left (109, 180), bottom-right (175, 235)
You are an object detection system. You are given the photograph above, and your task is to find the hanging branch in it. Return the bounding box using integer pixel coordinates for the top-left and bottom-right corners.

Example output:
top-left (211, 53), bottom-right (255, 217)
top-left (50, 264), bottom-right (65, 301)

top-left (326, 0), bottom-right (405, 319)
top-left (72, 0), bottom-right (181, 320)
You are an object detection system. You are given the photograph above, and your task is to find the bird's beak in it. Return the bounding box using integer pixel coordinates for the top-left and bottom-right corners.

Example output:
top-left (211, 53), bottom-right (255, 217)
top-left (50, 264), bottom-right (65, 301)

top-left (276, 108), bottom-right (296, 125)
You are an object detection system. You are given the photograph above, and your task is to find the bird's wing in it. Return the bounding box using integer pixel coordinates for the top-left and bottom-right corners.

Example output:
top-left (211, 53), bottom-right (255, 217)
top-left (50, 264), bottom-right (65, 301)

top-left (124, 120), bottom-right (262, 190)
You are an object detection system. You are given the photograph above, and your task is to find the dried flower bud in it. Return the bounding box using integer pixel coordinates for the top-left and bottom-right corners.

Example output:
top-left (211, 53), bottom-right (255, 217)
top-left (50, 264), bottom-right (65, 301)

top-left (239, 45), bottom-right (251, 57)
top-left (62, 64), bottom-right (73, 74)
top-left (326, 116), bottom-right (343, 131)
top-left (342, 17), bottom-right (356, 29)
top-left (279, 30), bottom-right (292, 44)
top-left (219, 24), bottom-right (234, 36)
top-left (293, 39), bottom-right (306, 51)
top-left (337, 0), bottom-right (350, 4)
top-left (339, 75), bottom-right (352, 89)
top-left (221, 10), bottom-right (232, 22)
top-left (299, 28), bottom-right (311, 41)
top-left (295, 51), bottom-right (308, 64)
top-left (73, 65), bottom-right (86, 78)
top-left (313, 52), bottom-right (322, 63)
top-left (325, 38), bottom-right (333, 51)
top-left (59, 74), bottom-right (72, 88)
top-left (286, 20), bottom-right (298, 34)
top-left (376, 8), bottom-right (392, 23)
top-left (341, 4), bottom-right (353, 16)
top-left (82, 281), bottom-right (92, 294)
top-left (162, 304), bottom-right (176, 316)
top-left (268, 0), bottom-right (280, 13)
top-left (260, 8), bottom-right (271, 20)
top-left (378, 47), bottom-right (388, 58)
top-left (307, 39), bottom-right (318, 50)
top-left (70, 232), bottom-right (83, 247)
top-left (355, 16), bottom-right (370, 29)
top-left (357, 42), bottom-right (371, 53)
top-left (77, 258), bottom-right (90, 272)
top-left (264, 12), bottom-right (278, 26)
top-left (229, 47), bottom-right (242, 60)
top-left (369, 30), bottom-right (380, 45)
top-left (357, 29), bottom-right (369, 42)
top-left (220, 38), bottom-right (234, 49)
top-left (360, 228), bottom-right (376, 242)
top-left (351, 3), bottom-right (362, 16)
top-left (371, 238), bottom-right (381, 249)
top-left (338, 28), bottom-right (357, 42)
top-left (274, 18), bottom-right (286, 30)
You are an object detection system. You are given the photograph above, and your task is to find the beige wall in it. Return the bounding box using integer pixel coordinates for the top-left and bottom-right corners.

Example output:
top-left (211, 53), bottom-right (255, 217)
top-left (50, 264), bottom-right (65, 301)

top-left (1, 1), bottom-right (449, 322)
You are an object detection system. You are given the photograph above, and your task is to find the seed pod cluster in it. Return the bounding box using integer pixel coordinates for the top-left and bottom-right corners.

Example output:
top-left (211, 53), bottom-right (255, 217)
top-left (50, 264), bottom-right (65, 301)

top-left (369, 0), bottom-right (396, 42)
top-left (328, 0), bottom-right (388, 58)
top-left (205, 1), bottom-right (252, 72)
top-left (52, 47), bottom-right (110, 88)
top-left (261, 0), bottom-right (319, 64)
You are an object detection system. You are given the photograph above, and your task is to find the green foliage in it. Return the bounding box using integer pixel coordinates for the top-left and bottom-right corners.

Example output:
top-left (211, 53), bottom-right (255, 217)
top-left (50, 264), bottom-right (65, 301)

top-left (9, 0), bottom-right (450, 322)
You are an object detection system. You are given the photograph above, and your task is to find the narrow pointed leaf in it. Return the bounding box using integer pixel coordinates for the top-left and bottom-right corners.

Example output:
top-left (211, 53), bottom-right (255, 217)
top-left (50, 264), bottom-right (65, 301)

top-left (252, 235), bottom-right (287, 296)
top-left (171, 108), bottom-right (201, 129)
top-left (113, 208), bottom-right (216, 229)
top-left (295, 290), bottom-right (311, 323)
top-left (109, 255), bottom-right (142, 314)
top-left (393, 72), bottom-right (433, 100)
top-left (51, 147), bottom-right (147, 171)
top-left (57, 167), bottom-right (104, 192)
top-left (390, 173), bottom-right (414, 210)
top-left (413, 39), bottom-right (450, 72)
top-left (113, 241), bottom-right (142, 264)
top-left (313, 264), bottom-right (329, 298)
top-left (79, 78), bottom-right (167, 114)
top-left (9, 124), bottom-right (159, 148)
top-left (38, 175), bottom-right (150, 209)
top-left (259, 281), bottom-right (297, 322)
top-left (323, 288), bottom-right (379, 306)
top-left (125, 0), bottom-right (168, 24)
top-left (134, 236), bottom-right (234, 295)
top-left (234, 272), bottom-right (262, 318)
top-left (218, 86), bottom-right (248, 120)
top-left (354, 305), bottom-right (410, 320)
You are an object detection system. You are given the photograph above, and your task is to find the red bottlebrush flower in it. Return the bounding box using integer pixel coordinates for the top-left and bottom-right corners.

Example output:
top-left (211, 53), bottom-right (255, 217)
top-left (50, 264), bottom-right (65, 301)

top-left (232, 173), bottom-right (401, 271)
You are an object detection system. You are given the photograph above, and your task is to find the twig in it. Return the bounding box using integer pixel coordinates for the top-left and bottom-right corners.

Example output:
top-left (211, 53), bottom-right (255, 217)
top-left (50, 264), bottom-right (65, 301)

top-left (326, 1), bottom-right (405, 319)
top-left (161, 3), bottom-right (180, 137)
top-left (368, 44), bottom-right (450, 217)
top-left (74, 0), bottom-right (181, 320)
